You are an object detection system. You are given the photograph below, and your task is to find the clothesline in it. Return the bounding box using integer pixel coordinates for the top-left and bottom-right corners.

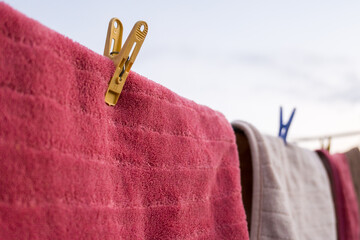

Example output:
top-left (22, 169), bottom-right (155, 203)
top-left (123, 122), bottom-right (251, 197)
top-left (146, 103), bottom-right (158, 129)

top-left (291, 130), bottom-right (360, 143)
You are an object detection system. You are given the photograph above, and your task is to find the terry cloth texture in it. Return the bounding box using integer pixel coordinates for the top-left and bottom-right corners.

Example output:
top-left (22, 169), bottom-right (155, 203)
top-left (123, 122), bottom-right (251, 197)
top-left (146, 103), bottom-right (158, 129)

top-left (345, 147), bottom-right (360, 233)
top-left (317, 150), bottom-right (360, 240)
top-left (0, 3), bottom-right (249, 240)
top-left (232, 121), bottom-right (337, 240)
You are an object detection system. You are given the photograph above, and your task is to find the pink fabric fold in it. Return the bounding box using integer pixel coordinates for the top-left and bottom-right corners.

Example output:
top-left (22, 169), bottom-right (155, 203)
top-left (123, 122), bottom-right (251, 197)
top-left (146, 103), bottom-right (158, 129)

top-left (317, 150), bottom-right (360, 240)
top-left (0, 3), bottom-right (249, 239)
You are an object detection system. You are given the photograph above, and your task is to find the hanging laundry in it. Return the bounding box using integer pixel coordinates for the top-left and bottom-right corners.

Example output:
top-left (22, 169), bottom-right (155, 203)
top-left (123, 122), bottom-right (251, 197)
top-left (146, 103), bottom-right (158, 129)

top-left (232, 121), bottom-right (337, 240)
top-left (317, 150), bottom-right (360, 240)
top-left (0, 3), bottom-right (249, 239)
top-left (345, 147), bottom-right (360, 232)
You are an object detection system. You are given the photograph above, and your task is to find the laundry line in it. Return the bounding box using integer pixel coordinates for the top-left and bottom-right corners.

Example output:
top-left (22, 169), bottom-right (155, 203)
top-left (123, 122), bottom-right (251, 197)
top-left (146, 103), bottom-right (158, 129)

top-left (291, 130), bottom-right (360, 143)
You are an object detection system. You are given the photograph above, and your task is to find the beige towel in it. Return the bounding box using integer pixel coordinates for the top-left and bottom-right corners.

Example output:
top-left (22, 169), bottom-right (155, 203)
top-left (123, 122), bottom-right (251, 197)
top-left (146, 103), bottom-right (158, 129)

top-left (232, 121), bottom-right (337, 240)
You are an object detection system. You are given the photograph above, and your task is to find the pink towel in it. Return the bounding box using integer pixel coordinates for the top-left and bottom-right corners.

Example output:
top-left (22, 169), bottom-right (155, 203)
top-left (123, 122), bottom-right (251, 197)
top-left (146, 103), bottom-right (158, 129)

top-left (317, 150), bottom-right (360, 240)
top-left (0, 3), bottom-right (249, 239)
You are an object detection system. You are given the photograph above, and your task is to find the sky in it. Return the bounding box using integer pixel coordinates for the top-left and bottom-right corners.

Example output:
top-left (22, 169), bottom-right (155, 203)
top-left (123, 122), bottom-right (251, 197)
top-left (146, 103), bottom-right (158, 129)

top-left (5, 0), bottom-right (360, 152)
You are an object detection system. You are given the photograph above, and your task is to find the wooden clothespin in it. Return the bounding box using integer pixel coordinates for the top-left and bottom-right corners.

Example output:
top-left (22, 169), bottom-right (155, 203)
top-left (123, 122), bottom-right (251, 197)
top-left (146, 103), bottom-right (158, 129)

top-left (104, 18), bottom-right (148, 106)
top-left (320, 137), bottom-right (332, 152)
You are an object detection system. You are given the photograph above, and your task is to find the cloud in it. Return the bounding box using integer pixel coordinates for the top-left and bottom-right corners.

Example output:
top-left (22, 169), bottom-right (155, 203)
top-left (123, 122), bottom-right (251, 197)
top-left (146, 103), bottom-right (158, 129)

top-left (226, 52), bottom-right (360, 103)
top-left (232, 53), bottom-right (274, 65)
top-left (323, 73), bottom-right (360, 103)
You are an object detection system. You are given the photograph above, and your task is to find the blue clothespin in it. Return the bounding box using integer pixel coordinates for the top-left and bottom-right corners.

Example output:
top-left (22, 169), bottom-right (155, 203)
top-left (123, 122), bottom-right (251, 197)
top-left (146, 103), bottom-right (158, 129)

top-left (278, 107), bottom-right (296, 144)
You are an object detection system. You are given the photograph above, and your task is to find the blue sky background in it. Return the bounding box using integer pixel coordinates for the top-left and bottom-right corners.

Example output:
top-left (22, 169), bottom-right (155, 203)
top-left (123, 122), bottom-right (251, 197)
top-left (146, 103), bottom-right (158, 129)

top-left (6, 0), bottom-right (360, 152)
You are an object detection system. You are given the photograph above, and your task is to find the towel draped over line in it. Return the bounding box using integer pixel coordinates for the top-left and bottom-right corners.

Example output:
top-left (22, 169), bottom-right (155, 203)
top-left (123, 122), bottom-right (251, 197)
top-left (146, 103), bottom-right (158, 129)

top-left (233, 121), bottom-right (337, 240)
top-left (0, 3), bottom-right (249, 239)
